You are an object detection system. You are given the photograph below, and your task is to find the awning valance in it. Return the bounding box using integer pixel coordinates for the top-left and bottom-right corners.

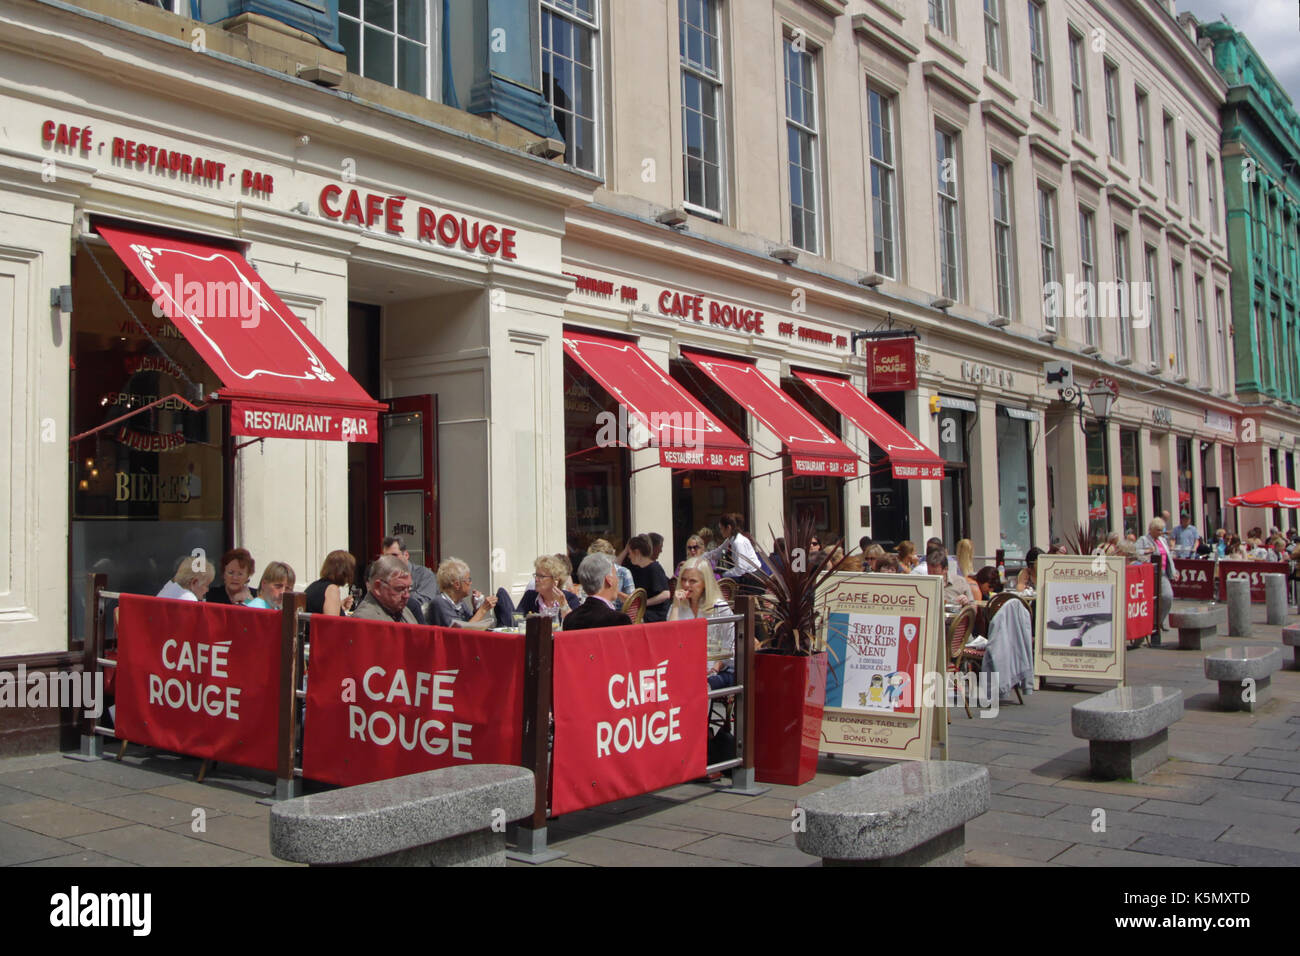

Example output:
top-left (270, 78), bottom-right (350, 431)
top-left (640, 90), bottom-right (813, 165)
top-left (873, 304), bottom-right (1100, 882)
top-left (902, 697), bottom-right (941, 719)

top-left (98, 223), bottom-right (384, 442)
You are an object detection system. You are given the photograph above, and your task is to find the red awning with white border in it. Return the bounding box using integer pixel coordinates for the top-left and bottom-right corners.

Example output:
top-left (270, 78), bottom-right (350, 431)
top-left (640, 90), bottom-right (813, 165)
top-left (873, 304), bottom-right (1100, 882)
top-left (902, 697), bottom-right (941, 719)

top-left (794, 371), bottom-right (944, 479)
top-left (681, 351), bottom-right (859, 477)
top-left (563, 331), bottom-right (751, 471)
top-left (98, 223), bottom-right (384, 443)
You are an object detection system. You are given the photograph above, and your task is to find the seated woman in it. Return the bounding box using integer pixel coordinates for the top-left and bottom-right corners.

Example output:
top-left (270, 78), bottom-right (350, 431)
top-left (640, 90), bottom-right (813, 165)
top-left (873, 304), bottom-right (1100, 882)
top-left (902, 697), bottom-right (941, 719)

top-left (668, 557), bottom-right (736, 689)
top-left (588, 538), bottom-right (634, 606)
top-left (1015, 547), bottom-right (1043, 592)
top-left (157, 555), bottom-right (215, 601)
top-left (517, 554), bottom-right (581, 626)
top-left (244, 561), bottom-right (296, 610)
top-left (305, 551), bottom-right (356, 616)
top-left (678, 534), bottom-right (708, 577)
top-left (972, 566), bottom-right (1001, 599)
top-left (206, 548), bottom-right (257, 605)
top-left (895, 540), bottom-right (919, 573)
top-left (428, 557), bottom-right (496, 627)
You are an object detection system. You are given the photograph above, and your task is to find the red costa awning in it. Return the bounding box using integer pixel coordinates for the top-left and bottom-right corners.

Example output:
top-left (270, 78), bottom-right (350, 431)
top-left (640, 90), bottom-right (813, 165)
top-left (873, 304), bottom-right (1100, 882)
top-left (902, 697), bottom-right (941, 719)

top-left (681, 351), bottom-right (858, 477)
top-left (794, 371), bottom-right (944, 479)
top-left (98, 224), bottom-right (384, 443)
top-left (563, 331), bottom-right (750, 470)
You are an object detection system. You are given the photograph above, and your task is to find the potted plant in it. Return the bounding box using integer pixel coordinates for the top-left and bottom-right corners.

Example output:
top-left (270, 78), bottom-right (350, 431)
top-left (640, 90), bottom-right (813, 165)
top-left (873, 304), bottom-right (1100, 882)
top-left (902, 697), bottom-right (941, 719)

top-left (749, 515), bottom-right (849, 786)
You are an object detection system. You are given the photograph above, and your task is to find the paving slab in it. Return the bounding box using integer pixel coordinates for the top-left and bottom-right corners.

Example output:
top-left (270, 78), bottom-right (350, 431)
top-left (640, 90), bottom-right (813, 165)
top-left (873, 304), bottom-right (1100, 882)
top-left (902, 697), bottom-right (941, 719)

top-left (679, 833), bottom-right (817, 866)
top-left (1127, 833), bottom-right (1300, 867)
top-left (82, 792), bottom-right (227, 829)
top-left (1050, 844), bottom-right (1224, 867)
top-left (0, 768), bottom-right (135, 805)
top-left (1216, 825), bottom-right (1300, 854)
top-left (1002, 782), bottom-right (1147, 811)
top-left (988, 793), bottom-right (1070, 817)
top-left (146, 781), bottom-right (276, 818)
top-left (1043, 804), bottom-right (1230, 842)
top-left (16, 851), bottom-right (140, 867)
top-left (69, 823), bottom-right (253, 866)
top-left (0, 820), bottom-right (82, 866)
top-left (553, 834), bottom-right (737, 867)
top-left (963, 823), bottom-right (1072, 862)
top-left (56, 756), bottom-right (189, 790)
top-left (163, 813), bottom-right (279, 859)
top-left (645, 803), bottom-right (795, 842)
top-left (0, 798), bottom-right (135, 839)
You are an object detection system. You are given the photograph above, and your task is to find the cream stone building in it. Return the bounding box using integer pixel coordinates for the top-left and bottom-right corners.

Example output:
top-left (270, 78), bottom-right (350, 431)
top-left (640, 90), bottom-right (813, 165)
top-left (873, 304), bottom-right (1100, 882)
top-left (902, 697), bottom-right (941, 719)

top-left (0, 0), bottom-right (1270, 752)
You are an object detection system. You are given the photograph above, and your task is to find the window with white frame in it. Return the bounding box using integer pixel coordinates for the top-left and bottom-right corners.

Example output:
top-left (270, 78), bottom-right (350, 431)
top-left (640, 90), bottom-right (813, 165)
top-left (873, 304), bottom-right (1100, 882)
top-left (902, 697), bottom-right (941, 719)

top-left (541, 0), bottom-right (598, 173)
top-left (1039, 183), bottom-right (1059, 331)
top-left (1215, 287), bottom-right (1229, 391)
top-left (1163, 112), bottom-right (1177, 203)
top-left (1114, 227), bottom-right (1132, 360)
top-left (680, 0), bottom-right (724, 218)
top-left (868, 88), bottom-right (899, 278)
top-left (1079, 207), bottom-right (1098, 346)
top-left (1207, 155), bottom-right (1219, 233)
top-left (1171, 261), bottom-right (1186, 378)
top-left (1028, 1), bottom-right (1050, 109)
top-left (984, 0), bottom-right (1004, 75)
top-left (1136, 89), bottom-right (1151, 180)
top-left (991, 159), bottom-right (1014, 320)
top-left (935, 126), bottom-right (962, 301)
top-left (929, 0), bottom-right (952, 36)
top-left (1145, 244), bottom-right (1162, 367)
top-left (1104, 61), bottom-right (1122, 159)
top-left (1068, 29), bottom-right (1088, 136)
top-left (784, 34), bottom-right (821, 254)
top-left (1186, 136), bottom-right (1199, 219)
top-left (339, 0), bottom-right (435, 97)
top-left (1194, 275), bottom-right (1209, 385)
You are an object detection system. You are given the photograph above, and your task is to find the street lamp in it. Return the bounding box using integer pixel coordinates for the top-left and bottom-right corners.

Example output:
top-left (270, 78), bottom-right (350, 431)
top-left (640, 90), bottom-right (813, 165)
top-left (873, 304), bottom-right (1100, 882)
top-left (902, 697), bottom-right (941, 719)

top-left (1059, 376), bottom-right (1118, 433)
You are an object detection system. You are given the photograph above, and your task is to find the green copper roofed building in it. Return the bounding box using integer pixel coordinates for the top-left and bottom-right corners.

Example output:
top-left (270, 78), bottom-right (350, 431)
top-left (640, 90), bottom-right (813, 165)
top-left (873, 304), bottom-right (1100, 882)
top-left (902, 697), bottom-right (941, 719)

top-left (1198, 17), bottom-right (1300, 527)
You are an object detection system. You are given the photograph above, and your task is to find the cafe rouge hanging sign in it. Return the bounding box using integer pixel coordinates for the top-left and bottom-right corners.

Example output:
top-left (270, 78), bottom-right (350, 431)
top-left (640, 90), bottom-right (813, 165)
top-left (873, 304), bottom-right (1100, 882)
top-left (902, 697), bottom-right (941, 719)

top-left (866, 338), bottom-right (917, 392)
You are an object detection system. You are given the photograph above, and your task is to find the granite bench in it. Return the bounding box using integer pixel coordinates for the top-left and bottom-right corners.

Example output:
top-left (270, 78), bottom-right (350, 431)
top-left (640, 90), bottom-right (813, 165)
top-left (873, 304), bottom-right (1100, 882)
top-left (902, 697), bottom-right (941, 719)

top-left (1204, 646), bottom-right (1284, 713)
top-left (270, 764), bottom-right (534, 866)
top-left (1167, 606), bottom-right (1225, 651)
top-left (1070, 686), bottom-right (1183, 780)
top-left (794, 761), bottom-right (989, 867)
top-left (1283, 626), bottom-right (1300, 670)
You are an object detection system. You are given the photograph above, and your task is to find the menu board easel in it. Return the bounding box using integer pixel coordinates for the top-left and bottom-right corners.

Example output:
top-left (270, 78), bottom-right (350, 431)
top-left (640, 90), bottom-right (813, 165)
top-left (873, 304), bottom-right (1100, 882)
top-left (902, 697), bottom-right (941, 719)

top-left (816, 574), bottom-right (945, 763)
top-left (1033, 555), bottom-right (1126, 689)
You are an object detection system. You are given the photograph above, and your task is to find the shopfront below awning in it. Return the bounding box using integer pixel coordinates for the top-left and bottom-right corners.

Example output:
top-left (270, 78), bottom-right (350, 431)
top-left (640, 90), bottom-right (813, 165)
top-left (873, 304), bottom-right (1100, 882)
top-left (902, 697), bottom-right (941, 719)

top-left (794, 371), bottom-right (944, 479)
top-left (97, 223), bottom-right (384, 443)
top-left (680, 351), bottom-right (859, 477)
top-left (562, 331), bottom-right (751, 470)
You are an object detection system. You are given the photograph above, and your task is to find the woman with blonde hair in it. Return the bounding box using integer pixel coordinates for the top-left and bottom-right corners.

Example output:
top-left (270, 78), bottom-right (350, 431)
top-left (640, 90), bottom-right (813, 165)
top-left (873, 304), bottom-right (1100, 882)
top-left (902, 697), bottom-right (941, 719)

top-left (955, 538), bottom-right (976, 577)
top-left (668, 557), bottom-right (736, 688)
top-left (518, 553), bottom-right (581, 625)
top-left (245, 562), bottom-right (296, 610)
top-left (157, 554), bottom-right (215, 601)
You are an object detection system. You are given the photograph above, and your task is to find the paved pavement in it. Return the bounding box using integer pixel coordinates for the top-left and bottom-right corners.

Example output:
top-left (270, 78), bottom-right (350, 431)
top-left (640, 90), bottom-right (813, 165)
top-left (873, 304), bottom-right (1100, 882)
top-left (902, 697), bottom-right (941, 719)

top-left (1, 600), bottom-right (1296, 867)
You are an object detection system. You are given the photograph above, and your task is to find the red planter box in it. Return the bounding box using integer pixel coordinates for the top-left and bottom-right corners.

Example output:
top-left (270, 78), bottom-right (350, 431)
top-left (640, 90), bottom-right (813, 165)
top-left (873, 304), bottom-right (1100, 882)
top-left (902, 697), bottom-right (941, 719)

top-left (753, 651), bottom-right (827, 786)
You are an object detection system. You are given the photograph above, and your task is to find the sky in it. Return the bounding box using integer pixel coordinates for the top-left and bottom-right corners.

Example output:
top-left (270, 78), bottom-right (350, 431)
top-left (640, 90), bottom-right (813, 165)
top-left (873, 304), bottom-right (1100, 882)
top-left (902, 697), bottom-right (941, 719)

top-left (1176, 0), bottom-right (1300, 107)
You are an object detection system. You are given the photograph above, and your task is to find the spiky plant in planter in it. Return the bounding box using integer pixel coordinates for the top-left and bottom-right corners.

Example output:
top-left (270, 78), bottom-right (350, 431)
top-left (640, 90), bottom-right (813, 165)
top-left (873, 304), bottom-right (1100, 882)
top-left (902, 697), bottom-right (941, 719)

top-left (755, 513), bottom-right (851, 654)
top-left (1062, 519), bottom-right (1107, 556)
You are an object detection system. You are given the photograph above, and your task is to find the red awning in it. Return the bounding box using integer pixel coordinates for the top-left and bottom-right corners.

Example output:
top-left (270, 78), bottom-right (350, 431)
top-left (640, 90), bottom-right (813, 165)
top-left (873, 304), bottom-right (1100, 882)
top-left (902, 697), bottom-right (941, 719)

top-left (681, 351), bottom-right (859, 477)
top-left (563, 331), bottom-right (750, 470)
top-left (98, 224), bottom-right (384, 443)
top-left (794, 371), bottom-right (944, 479)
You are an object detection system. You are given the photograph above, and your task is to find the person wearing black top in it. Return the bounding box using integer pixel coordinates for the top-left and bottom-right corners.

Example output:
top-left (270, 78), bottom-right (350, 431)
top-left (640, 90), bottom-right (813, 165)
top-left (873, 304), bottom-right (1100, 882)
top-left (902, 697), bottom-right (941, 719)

top-left (564, 555), bottom-right (632, 631)
top-left (625, 534), bottom-right (671, 622)
top-left (305, 550), bottom-right (357, 616)
top-left (206, 548), bottom-right (258, 605)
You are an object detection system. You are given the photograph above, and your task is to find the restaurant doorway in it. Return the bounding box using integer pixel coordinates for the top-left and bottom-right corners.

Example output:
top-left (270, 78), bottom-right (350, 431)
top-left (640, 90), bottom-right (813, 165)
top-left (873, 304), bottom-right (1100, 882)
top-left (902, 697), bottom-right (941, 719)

top-left (370, 395), bottom-right (440, 569)
top-left (782, 375), bottom-right (846, 548)
top-left (866, 391), bottom-right (909, 549)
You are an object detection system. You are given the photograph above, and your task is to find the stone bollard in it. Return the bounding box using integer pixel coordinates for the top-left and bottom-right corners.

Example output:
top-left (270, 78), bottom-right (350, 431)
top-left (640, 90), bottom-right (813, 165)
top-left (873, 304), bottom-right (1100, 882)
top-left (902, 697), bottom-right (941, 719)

top-left (1226, 577), bottom-right (1252, 638)
top-left (1265, 574), bottom-right (1288, 626)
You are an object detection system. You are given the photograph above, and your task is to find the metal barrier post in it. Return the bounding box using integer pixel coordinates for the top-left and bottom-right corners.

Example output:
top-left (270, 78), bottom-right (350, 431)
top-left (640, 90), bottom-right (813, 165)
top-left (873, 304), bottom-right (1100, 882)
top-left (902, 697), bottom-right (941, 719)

top-left (67, 572), bottom-right (107, 761)
top-left (273, 597), bottom-right (300, 801)
top-left (508, 615), bottom-right (564, 863)
top-left (715, 596), bottom-right (768, 796)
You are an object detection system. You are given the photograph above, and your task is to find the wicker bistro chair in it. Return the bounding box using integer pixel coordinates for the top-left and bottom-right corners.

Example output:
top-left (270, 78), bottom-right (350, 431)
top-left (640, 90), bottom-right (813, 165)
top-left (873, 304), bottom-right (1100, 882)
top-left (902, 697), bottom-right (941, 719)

top-left (623, 588), bottom-right (647, 625)
top-left (945, 605), bottom-right (979, 719)
top-left (717, 577), bottom-right (737, 608)
top-left (961, 596), bottom-right (1026, 705)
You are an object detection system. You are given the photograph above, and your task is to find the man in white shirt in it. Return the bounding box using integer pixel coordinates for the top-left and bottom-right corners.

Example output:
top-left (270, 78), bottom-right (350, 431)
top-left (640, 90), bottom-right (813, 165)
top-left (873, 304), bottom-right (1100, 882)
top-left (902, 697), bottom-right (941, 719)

top-left (910, 537), bottom-right (943, 574)
top-left (1170, 515), bottom-right (1200, 559)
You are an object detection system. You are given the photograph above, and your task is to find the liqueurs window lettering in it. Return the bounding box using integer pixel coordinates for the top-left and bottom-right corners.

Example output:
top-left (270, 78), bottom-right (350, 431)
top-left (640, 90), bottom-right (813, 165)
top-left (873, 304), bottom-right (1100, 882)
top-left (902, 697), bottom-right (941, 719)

top-left (541, 0), bottom-right (598, 173)
top-left (869, 89), bottom-right (899, 278)
top-left (784, 35), bottom-right (821, 254)
top-left (680, 0), bottom-right (724, 218)
top-left (339, 0), bottom-right (432, 97)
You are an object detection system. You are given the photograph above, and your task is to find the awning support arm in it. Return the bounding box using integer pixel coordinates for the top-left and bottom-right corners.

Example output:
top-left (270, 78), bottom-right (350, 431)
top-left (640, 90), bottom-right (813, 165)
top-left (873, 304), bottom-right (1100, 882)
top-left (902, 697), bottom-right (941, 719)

top-left (69, 393), bottom-right (209, 444)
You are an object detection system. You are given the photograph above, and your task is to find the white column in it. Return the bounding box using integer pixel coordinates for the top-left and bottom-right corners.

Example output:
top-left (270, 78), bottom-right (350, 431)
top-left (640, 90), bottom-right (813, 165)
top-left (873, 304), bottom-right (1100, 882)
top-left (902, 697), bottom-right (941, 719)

top-left (1106, 420), bottom-right (1123, 539)
top-left (1031, 409), bottom-right (1050, 553)
top-left (969, 396), bottom-right (1000, 557)
top-left (1138, 424), bottom-right (1155, 533)
top-left (906, 387), bottom-right (938, 542)
top-left (749, 357), bottom-right (786, 551)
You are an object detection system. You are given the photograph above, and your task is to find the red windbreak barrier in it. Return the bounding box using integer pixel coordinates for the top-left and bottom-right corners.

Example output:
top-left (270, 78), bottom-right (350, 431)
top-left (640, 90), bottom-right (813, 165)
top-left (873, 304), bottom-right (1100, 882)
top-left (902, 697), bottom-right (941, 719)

top-left (1218, 561), bottom-right (1289, 601)
top-left (1169, 559), bottom-right (1216, 600)
top-left (1125, 563), bottom-right (1155, 643)
top-left (115, 596), bottom-right (282, 772)
top-left (551, 620), bottom-right (708, 816)
top-left (301, 617), bottom-right (526, 787)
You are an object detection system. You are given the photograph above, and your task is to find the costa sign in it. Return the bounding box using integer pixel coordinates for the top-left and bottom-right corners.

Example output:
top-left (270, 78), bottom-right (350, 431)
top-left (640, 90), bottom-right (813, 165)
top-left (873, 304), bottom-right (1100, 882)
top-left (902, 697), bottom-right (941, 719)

top-left (1218, 561), bottom-right (1289, 601)
top-left (318, 185), bottom-right (519, 260)
top-left (550, 620), bottom-right (707, 815)
top-left (1169, 559), bottom-right (1216, 600)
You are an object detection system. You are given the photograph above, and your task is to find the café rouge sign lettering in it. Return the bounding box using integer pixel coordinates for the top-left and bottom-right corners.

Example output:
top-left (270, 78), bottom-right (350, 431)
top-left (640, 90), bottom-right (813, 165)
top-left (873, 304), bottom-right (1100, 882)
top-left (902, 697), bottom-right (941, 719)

top-left (318, 186), bottom-right (518, 259)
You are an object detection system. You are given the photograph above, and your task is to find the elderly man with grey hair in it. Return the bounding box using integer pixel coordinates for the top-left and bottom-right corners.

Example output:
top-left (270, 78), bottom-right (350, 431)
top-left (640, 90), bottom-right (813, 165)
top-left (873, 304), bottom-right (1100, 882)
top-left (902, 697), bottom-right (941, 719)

top-left (352, 554), bottom-right (418, 624)
top-left (562, 554), bottom-right (633, 631)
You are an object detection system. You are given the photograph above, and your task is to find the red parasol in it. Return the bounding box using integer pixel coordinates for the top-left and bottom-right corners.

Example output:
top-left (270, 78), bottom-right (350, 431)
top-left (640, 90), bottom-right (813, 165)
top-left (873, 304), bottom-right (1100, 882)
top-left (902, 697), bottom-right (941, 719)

top-left (1226, 483), bottom-right (1300, 508)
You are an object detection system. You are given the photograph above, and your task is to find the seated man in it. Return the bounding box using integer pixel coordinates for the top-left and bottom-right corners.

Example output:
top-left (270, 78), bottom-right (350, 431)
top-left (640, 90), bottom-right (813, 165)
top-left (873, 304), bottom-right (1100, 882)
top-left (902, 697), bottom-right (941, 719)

top-left (382, 535), bottom-right (438, 606)
top-left (351, 554), bottom-right (418, 624)
top-left (563, 554), bottom-right (633, 631)
top-left (427, 557), bottom-right (496, 628)
top-left (927, 547), bottom-right (971, 606)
